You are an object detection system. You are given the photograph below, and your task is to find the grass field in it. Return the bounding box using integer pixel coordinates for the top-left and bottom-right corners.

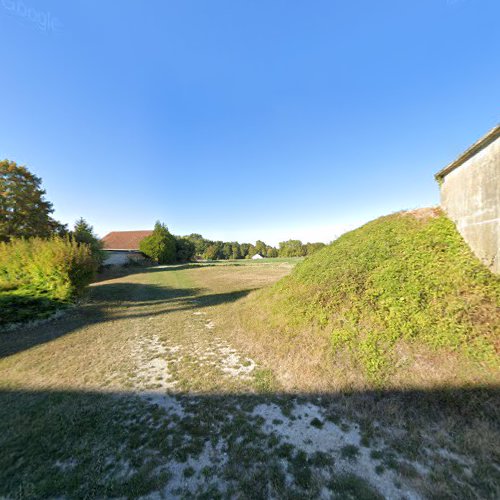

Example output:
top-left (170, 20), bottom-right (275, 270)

top-left (0, 257), bottom-right (499, 498)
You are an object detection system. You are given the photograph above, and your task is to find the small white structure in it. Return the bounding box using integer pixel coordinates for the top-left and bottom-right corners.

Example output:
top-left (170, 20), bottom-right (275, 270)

top-left (252, 253), bottom-right (264, 260)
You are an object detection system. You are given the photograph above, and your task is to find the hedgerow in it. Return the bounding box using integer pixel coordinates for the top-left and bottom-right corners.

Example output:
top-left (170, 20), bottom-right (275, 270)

top-left (0, 237), bottom-right (97, 326)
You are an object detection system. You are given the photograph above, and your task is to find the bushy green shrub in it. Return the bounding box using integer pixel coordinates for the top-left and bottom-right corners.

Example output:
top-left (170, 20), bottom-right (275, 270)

top-left (139, 222), bottom-right (177, 264)
top-left (0, 237), bottom-right (97, 325)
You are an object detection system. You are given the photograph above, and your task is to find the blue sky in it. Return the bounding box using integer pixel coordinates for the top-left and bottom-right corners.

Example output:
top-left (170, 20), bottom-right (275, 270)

top-left (1, 0), bottom-right (498, 245)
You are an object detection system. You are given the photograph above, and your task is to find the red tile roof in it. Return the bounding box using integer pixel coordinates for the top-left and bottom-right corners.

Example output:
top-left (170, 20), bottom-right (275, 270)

top-left (101, 230), bottom-right (153, 250)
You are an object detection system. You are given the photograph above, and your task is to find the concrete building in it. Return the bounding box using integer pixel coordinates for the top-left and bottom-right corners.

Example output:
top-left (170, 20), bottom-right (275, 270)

top-left (435, 125), bottom-right (500, 274)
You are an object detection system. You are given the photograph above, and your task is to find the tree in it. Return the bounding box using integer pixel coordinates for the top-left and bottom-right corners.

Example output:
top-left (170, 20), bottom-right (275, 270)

top-left (175, 237), bottom-right (195, 261)
top-left (254, 240), bottom-right (267, 257)
top-left (185, 233), bottom-right (209, 258)
top-left (203, 244), bottom-right (219, 260)
top-left (72, 218), bottom-right (104, 265)
top-left (222, 242), bottom-right (233, 259)
top-left (266, 245), bottom-right (278, 258)
top-left (246, 243), bottom-right (256, 259)
top-left (230, 242), bottom-right (242, 259)
top-left (238, 243), bottom-right (249, 258)
top-left (139, 221), bottom-right (177, 264)
top-left (304, 242), bottom-right (326, 255)
top-left (0, 160), bottom-right (64, 241)
top-left (278, 239), bottom-right (305, 257)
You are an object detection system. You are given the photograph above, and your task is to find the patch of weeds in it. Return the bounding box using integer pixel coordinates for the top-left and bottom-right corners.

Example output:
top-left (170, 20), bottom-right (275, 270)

top-left (340, 444), bottom-right (360, 462)
top-left (253, 369), bottom-right (276, 393)
top-left (340, 422), bottom-right (350, 433)
top-left (272, 418), bottom-right (283, 425)
top-left (375, 464), bottom-right (385, 475)
top-left (326, 412), bottom-right (341, 425)
top-left (195, 483), bottom-right (222, 499)
top-left (310, 417), bottom-right (324, 429)
top-left (382, 451), bottom-right (399, 470)
top-left (309, 451), bottom-right (334, 467)
top-left (276, 443), bottom-right (295, 460)
top-left (267, 433), bottom-right (280, 448)
top-left (290, 450), bottom-right (313, 489)
top-left (398, 461), bottom-right (418, 479)
top-left (201, 466), bottom-right (214, 478)
top-left (370, 449), bottom-right (383, 460)
top-left (359, 422), bottom-right (375, 448)
top-left (329, 473), bottom-right (384, 499)
top-left (267, 462), bottom-right (287, 492)
top-left (183, 466), bottom-right (195, 478)
top-left (278, 399), bottom-right (294, 418)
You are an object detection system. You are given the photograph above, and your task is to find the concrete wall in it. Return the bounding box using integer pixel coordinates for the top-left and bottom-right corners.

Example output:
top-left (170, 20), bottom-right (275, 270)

top-left (103, 251), bottom-right (147, 266)
top-left (439, 135), bottom-right (500, 274)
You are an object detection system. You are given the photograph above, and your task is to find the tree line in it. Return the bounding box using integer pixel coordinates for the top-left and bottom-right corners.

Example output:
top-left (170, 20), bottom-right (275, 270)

top-left (139, 223), bottom-right (327, 264)
top-left (0, 159), bottom-right (327, 267)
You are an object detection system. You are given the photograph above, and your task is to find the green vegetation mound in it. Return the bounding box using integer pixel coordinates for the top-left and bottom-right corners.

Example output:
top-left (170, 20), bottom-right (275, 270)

top-left (264, 209), bottom-right (499, 382)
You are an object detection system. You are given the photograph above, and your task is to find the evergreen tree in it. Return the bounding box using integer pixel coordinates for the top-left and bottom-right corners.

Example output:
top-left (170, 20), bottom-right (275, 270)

top-left (72, 218), bottom-right (104, 264)
top-left (139, 221), bottom-right (177, 264)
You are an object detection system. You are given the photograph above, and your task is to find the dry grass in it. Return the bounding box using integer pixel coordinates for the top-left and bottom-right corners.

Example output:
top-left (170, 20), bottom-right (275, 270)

top-left (0, 260), bottom-right (498, 498)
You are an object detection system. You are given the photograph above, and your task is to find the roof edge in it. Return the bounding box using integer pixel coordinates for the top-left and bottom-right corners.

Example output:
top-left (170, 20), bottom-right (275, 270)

top-left (435, 124), bottom-right (500, 180)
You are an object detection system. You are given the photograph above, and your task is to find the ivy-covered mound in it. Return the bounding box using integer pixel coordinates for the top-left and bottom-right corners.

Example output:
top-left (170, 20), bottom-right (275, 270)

top-left (261, 208), bottom-right (500, 382)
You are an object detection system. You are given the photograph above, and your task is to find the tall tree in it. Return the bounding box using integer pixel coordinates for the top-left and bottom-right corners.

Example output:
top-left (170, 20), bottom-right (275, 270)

top-left (240, 243), bottom-right (251, 258)
top-left (254, 240), bottom-right (267, 257)
top-left (175, 237), bottom-right (196, 262)
top-left (278, 239), bottom-right (305, 257)
top-left (230, 242), bottom-right (242, 259)
top-left (304, 242), bottom-right (326, 255)
top-left (0, 160), bottom-right (64, 241)
top-left (203, 244), bottom-right (219, 260)
top-left (139, 221), bottom-right (177, 264)
top-left (72, 218), bottom-right (104, 264)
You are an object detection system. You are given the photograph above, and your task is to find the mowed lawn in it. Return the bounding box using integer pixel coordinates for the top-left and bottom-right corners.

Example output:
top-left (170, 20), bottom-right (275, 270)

top-left (0, 261), bottom-right (497, 499)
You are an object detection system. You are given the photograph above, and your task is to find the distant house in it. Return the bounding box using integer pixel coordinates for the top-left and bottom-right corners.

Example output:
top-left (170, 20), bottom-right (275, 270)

top-left (101, 230), bottom-right (153, 266)
top-left (251, 253), bottom-right (264, 260)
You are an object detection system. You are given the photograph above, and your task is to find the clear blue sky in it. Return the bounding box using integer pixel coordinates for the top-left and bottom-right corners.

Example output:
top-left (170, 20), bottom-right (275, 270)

top-left (1, 0), bottom-right (498, 245)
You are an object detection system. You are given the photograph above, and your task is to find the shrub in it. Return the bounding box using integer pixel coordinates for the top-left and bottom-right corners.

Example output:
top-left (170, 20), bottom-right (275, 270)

top-left (139, 222), bottom-right (177, 264)
top-left (0, 237), bottom-right (97, 325)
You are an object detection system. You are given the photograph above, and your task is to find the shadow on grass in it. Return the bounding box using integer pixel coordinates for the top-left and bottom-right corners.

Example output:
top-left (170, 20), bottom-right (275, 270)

top-left (0, 385), bottom-right (498, 498)
top-left (0, 271), bottom-right (254, 359)
top-left (0, 291), bottom-right (67, 327)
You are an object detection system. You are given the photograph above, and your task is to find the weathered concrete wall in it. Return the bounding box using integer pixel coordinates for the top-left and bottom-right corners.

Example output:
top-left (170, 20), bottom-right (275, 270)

top-left (439, 136), bottom-right (500, 274)
top-left (103, 251), bottom-right (147, 266)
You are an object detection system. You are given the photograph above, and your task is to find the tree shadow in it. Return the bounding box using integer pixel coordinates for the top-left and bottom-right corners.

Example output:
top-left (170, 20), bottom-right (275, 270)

top-left (0, 279), bottom-right (254, 359)
top-left (0, 385), bottom-right (498, 498)
top-left (0, 292), bottom-right (67, 327)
